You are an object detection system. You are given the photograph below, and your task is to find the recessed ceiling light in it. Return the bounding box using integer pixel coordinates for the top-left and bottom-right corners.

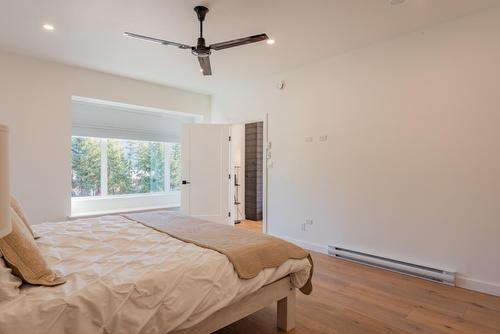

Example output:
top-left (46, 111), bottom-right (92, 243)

top-left (266, 39), bottom-right (275, 45)
top-left (390, 0), bottom-right (405, 5)
top-left (43, 24), bottom-right (55, 31)
top-left (200, 68), bottom-right (204, 72)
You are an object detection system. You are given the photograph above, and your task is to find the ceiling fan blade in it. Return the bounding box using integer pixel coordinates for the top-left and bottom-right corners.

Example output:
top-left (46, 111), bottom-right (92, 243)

top-left (210, 33), bottom-right (269, 51)
top-left (198, 56), bottom-right (212, 76)
top-left (124, 32), bottom-right (192, 49)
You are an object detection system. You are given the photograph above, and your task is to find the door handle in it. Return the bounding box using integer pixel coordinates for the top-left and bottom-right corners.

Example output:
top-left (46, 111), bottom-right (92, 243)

top-left (182, 180), bottom-right (191, 185)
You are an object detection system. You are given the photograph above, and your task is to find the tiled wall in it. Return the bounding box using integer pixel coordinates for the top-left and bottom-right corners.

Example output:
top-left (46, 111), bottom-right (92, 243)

top-left (245, 122), bottom-right (263, 221)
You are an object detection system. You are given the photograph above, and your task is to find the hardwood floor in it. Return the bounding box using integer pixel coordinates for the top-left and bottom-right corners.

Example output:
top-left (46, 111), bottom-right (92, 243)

top-left (236, 220), bottom-right (262, 232)
top-left (216, 251), bottom-right (500, 334)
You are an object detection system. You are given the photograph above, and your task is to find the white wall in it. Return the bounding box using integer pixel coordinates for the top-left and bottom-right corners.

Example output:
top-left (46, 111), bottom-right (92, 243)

top-left (0, 50), bottom-right (210, 223)
top-left (212, 8), bottom-right (500, 295)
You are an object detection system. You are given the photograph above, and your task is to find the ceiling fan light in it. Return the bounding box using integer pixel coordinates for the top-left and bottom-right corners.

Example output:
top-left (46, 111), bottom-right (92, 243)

top-left (266, 39), bottom-right (275, 45)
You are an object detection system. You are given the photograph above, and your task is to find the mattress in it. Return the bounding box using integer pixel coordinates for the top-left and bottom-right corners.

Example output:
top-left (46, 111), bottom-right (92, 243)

top-left (0, 215), bottom-right (311, 334)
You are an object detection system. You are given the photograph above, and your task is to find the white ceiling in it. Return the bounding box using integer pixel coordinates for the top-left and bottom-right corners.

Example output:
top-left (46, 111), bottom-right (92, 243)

top-left (1, 0), bottom-right (499, 94)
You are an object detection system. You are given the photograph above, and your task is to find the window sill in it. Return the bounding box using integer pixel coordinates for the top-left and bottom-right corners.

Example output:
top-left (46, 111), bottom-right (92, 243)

top-left (71, 192), bottom-right (180, 218)
top-left (71, 191), bottom-right (180, 201)
top-left (69, 205), bottom-right (179, 219)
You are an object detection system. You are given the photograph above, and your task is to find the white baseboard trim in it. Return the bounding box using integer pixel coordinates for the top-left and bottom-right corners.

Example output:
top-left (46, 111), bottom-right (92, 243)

top-left (271, 234), bottom-right (500, 298)
top-left (271, 235), bottom-right (328, 254)
top-left (456, 275), bottom-right (500, 297)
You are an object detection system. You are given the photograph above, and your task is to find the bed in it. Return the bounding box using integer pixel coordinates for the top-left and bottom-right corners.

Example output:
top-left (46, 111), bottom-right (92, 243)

top-left (0, 214), bottom-right (312, 334)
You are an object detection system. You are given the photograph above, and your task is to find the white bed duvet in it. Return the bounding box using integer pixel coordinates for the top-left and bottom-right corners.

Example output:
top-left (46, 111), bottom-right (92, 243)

top-left (0, 215), bottom-right (311, 334)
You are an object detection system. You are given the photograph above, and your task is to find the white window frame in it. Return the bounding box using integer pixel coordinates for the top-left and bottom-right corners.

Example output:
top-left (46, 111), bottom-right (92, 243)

top-left (72, 136), bottom-right (180, 200)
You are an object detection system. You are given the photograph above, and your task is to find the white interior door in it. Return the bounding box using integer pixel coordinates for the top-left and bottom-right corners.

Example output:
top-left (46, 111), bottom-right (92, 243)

top-left (181, 124), bottom-right (231, 224)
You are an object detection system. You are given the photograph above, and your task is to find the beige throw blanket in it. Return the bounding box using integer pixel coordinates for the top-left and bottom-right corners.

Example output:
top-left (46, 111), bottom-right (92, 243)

top-left (124, 211), bottom-right (313, 295)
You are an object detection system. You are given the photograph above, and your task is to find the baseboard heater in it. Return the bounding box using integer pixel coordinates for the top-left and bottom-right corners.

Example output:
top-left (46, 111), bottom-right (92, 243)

top-left (328, 246), bottom-right (455, 286)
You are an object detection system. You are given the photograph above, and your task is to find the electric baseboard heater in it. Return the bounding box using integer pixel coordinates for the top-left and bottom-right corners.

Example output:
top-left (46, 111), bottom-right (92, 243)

top-left (328, 246), bottom-right (455, 286)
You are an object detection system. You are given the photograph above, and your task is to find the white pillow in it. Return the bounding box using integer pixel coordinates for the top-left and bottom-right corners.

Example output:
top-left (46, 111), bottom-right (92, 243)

top-left (0, 255), bottom-right (22, 302)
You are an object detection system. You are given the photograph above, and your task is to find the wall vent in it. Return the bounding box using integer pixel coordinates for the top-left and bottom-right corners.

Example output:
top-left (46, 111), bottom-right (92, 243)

top-left (328, 246), bottom-right (455, 286)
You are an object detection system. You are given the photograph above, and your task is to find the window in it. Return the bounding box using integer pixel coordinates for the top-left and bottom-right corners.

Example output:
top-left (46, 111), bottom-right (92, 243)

top-left (167, 143), bottom-right (182, 191)
top-left (71, 137), bottom-right (101, 197)
top-left (71, 136), bottom-right (181, 198)
top-left (107, 139), bottom-right (165, 195)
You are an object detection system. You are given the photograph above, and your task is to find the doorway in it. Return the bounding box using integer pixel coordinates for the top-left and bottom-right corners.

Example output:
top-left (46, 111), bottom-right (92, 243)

top-left (232, 121), bottom-right (264, 233)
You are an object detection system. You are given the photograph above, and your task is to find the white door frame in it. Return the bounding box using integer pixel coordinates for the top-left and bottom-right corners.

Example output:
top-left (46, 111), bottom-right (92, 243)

top-left (230, 115), bottom-right (268, 234)
top-left (263, 114), bottom-right (268, 234)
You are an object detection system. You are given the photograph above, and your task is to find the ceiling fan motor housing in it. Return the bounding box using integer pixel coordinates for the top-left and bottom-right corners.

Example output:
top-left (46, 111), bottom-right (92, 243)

top-left (193, 38), bottom-right (211, 57)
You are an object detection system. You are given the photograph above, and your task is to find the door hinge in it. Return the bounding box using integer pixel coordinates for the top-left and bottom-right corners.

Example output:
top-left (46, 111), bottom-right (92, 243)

top-left (228, 211), bottom-right (231, 217)
top-left (229, 136), bottom-right (231, 141)
top-left (229, 174), bottom-right (231, 180)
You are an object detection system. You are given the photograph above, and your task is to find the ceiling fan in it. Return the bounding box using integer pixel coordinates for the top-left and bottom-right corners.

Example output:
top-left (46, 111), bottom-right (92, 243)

top-left (124, 6), bottom-right (271, 76)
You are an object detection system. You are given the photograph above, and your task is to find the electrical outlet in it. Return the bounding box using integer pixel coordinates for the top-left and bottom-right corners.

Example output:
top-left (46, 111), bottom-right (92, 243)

top-left (302, 219), bottom-right (313, 231)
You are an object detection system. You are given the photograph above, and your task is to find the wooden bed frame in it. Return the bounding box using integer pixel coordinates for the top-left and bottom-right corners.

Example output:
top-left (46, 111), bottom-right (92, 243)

top-left (171, 276), bottom-right (296, 334)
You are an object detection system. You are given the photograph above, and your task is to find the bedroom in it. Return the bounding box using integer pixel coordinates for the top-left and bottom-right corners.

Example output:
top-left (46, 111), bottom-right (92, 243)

top-left (1, 0), bottom-right (500, 333)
